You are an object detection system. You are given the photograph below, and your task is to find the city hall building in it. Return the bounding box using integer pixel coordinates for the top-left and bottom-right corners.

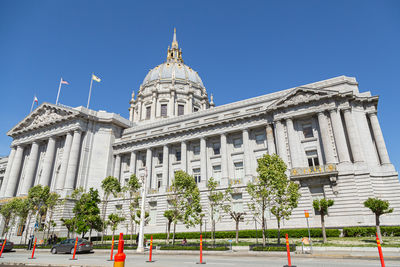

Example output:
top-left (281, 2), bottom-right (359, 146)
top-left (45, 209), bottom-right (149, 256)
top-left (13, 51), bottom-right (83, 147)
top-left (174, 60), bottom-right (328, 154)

top-left (1, 31), bottom-right (399, 239)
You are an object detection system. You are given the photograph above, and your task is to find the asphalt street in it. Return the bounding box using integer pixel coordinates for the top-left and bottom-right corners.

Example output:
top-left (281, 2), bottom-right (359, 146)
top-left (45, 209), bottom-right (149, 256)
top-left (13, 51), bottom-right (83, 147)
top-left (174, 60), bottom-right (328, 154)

top-left (0, 250), bottom-right (398, 267)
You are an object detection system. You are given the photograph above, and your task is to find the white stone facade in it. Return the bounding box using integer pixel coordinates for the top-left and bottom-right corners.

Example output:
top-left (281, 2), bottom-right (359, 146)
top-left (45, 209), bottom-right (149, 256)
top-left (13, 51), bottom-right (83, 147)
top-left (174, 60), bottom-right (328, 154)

top-left (1, 31), bottom-right (399, 240)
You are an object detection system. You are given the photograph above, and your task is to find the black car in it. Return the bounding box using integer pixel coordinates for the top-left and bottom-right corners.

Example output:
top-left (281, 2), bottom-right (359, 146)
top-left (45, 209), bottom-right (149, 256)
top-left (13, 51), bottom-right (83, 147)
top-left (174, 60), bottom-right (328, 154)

top-left (51, 238), bottom-right (93, 254)
top-left (0, 240), bottom-right (13, 252)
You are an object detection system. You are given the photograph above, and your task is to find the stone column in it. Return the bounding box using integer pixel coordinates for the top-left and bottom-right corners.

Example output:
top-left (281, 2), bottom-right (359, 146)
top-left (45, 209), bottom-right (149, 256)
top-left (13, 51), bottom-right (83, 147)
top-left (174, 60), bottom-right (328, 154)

top-left (56, 132), bottom-right (73, 192)
top-left (329, 109), bottom-right (350, 163)
top-left (220, 133), bottom-right (229, 186)
top-left (181, 141), bottom-right (187, 172)
top-left (275, 120), bottom-right (289, 165)
top-left (343, 109), bottom-right (364, 163)
top-left (151, 93), bottom-right (156, 120)
top-left (169, 90), bottom-right (175, 117)
top-left (64, 130), bottom-right (82, 193)
top-left (20, 141), bottom-right (40, 195)
top-left (286, 118), bottom-right (302, 168)
top-left (368, 112), bottom-right (390, 165)
top-left (200, 137), bottom-right (207, 187)
top-left (0, 147), bottom-right (16, 197)
top-left (161, 145), bottom-right (169, 192)
top-left (5, 145), bottom-right (24, 197)
top-left (188, 92), bottom-right (193, 114)
top-left (129, 151), bottom-right (137, 175)
top-left (146, 148), bottom-right (152, 190)
top-left (242, 128), bottom-right (252, 182)
top-left (266, 124), bottom-right (276, 155)
top-left (113, 154), bottom-right (121, 179)
top-left (137, 99), bottom-right (142, 122)
top-left (40, 136), bottom-right (57, 187)
top-left (317, 112), bottom-right (336, 164)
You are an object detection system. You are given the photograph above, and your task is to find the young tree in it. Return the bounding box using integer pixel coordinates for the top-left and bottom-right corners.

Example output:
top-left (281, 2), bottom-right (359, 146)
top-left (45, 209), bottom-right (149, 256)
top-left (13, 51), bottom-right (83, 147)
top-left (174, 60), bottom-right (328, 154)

top-left (45, 192), bottom-right (61, 241)
top-left (0, 200), bottom-right (18, 238)
top-left (163, 209), bottom-right (180, 244)
top-left (61, 218), bottom-right (76, 238)
top-left (229, 211), bottom-right (246, 244)
top-left (73, 188), bottom-right (103, 241)
top-left (61, 187), bottom-right (84, 238)
top-left (108, 213), bottom-right (125, 238)
top-left (206, 177), bottom-right (230, 245)
top-left (170, 171), bottom-right (202, 244)
top-left (123, 174), bottom-right (141, 244)
top-left (364, 197), bottom-right (394, 242)
top-left (269, 172), bottom-right (300, 244)
top-left (14, 198), bottom-right (32, 244)
top-left (313, 198), bottom-right (334, 243)
top-left (28, 185), bottom-right (50, 230)
top-left (101, 176), bottom-right (121, 242)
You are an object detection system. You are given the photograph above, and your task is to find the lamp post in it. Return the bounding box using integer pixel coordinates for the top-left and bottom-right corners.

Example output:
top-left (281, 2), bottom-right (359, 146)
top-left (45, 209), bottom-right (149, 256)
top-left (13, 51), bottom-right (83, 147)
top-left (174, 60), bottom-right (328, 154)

top-left (136, 168), bottom-right (148, 252)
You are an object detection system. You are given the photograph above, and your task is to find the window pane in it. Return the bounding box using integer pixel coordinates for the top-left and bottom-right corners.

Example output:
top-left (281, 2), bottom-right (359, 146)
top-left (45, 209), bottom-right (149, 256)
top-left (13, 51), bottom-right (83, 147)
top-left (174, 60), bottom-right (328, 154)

top-left (178, 105), bottom-right (184, 116)
top-left (161, 104), bottom-right (168, 117)
top-left (193, 145), bottom-right (200, 155)
top-left (233, 138), bottom-right (242, 148)
top-left (255, 134), bottom-right (264, 144)
top-left (302, 124), bottom-right (313, 138)
top-left (176, 151), bottom-right (181, 161)
top-left (158, 153), bottom-right (163, 164)
top-left (146, 107), bottom-right (151, 119)
top-left (213, 143), bottom-right (220, 155)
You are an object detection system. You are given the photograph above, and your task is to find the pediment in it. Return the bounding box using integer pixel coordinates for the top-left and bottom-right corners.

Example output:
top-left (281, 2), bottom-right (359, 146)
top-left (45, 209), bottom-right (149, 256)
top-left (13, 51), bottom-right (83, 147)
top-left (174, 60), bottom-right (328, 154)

top-left (267, 87), bottom-right (339, 110)
top-left (8, 103), bottom-right (79, 136)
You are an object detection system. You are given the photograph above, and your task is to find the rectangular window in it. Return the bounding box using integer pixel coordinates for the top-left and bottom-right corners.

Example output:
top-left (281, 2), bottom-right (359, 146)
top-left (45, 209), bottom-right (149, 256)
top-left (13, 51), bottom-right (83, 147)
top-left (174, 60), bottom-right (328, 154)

top-left (142, 155), bottom-right (146, 167)
top-left (193, 168), bottom-right (201, 183)
top-left (193, 145), bottom-right (200, 156)
top-left (233, 138), bottom-right (243, 148)
top-left (306, 150), bottom-right (320, 169)
top-left (157, 153), bottom-right (163, 165)
top-left (161, 104), bottom-right (168, 117)
top-left (157, 173), bottom-right (162, 189)
top-left (232, 193), bottom-right (243, 213)
top-left (255, 133), bottom-right (265, 144)
top-left (146, 106), bottom-right (151, 119)
top-left (212, 165), bottom-right (221, 181)
top-left (302, 123), bottom-right (313, 138)
top-left (234, 162), bottom-right (244, 179)
top-left (178, 104), bottom-right (184, 116)
top-left (310, 186), bottom-right (325, 215)
top-left (175, 150), bottom-right (181, 161)
top-left (213, 143), bottom-right (220, 155)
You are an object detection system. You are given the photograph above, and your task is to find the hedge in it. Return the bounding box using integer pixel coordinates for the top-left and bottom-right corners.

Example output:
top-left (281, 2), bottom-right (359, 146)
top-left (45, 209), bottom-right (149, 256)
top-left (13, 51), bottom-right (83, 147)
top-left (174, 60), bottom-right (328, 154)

top-left (343, 226), bottom-right (400, 237)
top-left (252, 246), bottom-right (295, 252)
top-left (159, 246), bottom-right (228, 251)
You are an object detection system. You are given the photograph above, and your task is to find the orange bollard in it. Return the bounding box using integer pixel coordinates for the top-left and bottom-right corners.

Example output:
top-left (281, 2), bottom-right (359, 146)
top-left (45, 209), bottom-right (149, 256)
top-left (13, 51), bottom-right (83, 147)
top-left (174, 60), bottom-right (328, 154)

top-left (69, 237), bottom-right (78, 260)
top-left (28, 238), bottom-right (37, 259)
top-left (114, 233), bottom-right (126, 267)
top-left (146, 235), bottom-right (155, 262)
top-left (376, 233), bottom-right (385, 267)
top-left (283, 233), bottom-right (296, 267)
top-left (196, 234), bottom-right (206, 264)
top-left (0, 238), bottom-right (7, 258)
top-left (107, 235), bottom-right (115, 261)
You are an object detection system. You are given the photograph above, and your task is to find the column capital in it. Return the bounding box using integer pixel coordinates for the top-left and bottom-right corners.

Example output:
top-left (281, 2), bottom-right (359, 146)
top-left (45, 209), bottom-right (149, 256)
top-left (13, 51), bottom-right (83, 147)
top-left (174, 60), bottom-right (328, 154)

top-left (342, 107), bottom-right (352, 113)
top-left (367, 111), bottom-right (378, 117)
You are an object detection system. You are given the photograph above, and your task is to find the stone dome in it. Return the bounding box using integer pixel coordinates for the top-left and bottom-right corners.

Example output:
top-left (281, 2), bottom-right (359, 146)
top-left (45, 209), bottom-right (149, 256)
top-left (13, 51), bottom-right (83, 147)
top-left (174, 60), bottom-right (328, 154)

top-left (142, 62), bottom-right (204, 87)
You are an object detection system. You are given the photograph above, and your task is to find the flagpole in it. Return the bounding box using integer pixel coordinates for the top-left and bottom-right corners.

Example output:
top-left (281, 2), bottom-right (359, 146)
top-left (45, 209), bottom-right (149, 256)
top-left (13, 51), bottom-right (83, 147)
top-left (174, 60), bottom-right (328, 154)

top-left (56, 78), bottom-right (62, 105)
top-left (87, 73), bottom-right (94, 109)
top-left (30, 95), bottom-right (35, 113)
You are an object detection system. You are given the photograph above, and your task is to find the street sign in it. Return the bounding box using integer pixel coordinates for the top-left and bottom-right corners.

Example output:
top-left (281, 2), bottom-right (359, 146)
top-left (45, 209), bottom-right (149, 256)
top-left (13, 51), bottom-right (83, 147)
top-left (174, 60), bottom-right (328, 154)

top-left (304, 211), bottom-right (309, 218)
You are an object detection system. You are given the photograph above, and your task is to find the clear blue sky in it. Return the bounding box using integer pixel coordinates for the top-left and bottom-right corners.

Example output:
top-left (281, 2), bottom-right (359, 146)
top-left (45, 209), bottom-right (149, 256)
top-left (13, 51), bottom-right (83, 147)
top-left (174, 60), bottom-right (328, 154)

top-left (1, 1), bottom-right (399, 170)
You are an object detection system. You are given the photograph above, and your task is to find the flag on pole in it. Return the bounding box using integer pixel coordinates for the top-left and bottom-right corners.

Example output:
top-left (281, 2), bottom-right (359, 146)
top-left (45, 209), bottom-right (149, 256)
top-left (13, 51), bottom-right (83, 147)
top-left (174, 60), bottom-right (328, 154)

top-left (92, 74), bottom-right (101, 82)
top-left (61, 78), bottom-right (69, 85)
top-left (34, 96), bottom-right (38, 103)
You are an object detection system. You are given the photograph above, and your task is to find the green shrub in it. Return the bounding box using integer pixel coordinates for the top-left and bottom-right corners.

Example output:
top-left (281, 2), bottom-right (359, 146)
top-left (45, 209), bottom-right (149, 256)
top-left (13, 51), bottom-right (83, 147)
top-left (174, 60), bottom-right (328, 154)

top-left (159, 246), bottom-right (228, 251)
top-left (343, 226), bottom-right (400, 237)
top-left (252, 246), bottom-right (295, 252)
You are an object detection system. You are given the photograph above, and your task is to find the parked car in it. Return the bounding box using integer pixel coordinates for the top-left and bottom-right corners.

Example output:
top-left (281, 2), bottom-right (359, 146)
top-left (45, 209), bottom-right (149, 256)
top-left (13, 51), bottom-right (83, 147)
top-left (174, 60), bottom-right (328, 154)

top-left (51, 238), bottom-right (92, 254)
top-left (0, 240), bottom-right (13, 252)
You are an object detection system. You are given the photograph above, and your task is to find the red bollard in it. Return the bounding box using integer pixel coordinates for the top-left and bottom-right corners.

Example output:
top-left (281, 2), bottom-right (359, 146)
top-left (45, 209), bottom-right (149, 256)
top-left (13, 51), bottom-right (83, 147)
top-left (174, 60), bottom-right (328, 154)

top-left (283, 233), bottom-right (296, 267)
top-left (376, 233), bottom-right (385, 267)
top-left (107, 235), bottom-right (115, 261)
top-left (114, 233), bottom-right (126, 267)
top-left (69, 237), bottom-right (78, 260)
top-left (28, 238), bottom-right (37, 259)
top-left (0, 238), bottom-right (7, 258)
top-left (146, 235), bottom-right (155, 262)
top-left (196, 234), bottom-right (206, 264)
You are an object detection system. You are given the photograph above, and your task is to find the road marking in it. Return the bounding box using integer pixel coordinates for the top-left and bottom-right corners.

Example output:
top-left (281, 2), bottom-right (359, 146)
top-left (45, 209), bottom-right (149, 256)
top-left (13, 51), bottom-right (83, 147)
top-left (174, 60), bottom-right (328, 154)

top-left (183, 262), bottom-right (234, 265)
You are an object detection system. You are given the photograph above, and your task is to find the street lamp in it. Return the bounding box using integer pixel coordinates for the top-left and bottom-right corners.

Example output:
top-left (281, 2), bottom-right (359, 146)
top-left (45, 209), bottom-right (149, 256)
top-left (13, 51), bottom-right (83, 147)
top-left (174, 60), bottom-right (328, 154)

top-left (136, 168), bottom-right (148, 252)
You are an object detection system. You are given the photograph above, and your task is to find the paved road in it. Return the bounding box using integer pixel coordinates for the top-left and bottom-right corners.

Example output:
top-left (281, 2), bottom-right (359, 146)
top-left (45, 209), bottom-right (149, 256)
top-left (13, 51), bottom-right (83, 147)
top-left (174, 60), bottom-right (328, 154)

top-left (0, 250), bottom-right (398, 267)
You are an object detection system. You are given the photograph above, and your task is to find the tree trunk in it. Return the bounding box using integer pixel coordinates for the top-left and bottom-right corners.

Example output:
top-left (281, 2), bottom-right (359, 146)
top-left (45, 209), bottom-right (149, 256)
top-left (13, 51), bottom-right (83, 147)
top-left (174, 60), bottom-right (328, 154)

top-left (166, 221), bottom-right (171, 244)
top-left (130, 220), bottom-right (134, 245)
top-left (376, 214), bottom-right (382, 243)
top-left (212, 219), bottom-right (216, 246)
top-left (89, 229), bottom-right (92, 242)
top-left (277, 217), bottom-right (281, 244)
top-left (321, 210), bottom-right (327, 243)
top-left (172, 222), bottom-right (177, 245)
top-left (235, 218), bottom-right (239, 244)
top-left (261, 209), bottom-right (266, 246)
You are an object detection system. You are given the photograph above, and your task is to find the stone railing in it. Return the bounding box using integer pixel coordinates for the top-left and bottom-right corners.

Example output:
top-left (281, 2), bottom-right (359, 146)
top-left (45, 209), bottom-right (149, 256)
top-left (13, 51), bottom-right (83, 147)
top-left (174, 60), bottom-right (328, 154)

top-left (147, 188), bottom-right (159, 195)
top-left (290, 164), bottom-right (337, 177)
top-left (229, 178), bottom-right (243, 186)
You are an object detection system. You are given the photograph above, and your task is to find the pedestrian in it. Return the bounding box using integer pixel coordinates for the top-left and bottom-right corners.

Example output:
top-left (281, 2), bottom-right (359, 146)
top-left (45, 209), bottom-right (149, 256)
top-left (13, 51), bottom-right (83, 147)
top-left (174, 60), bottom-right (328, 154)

top-left (28, 235), bottom-right (34, 250)
top-left (135, 233), bottom-right (139, 245)
top-left (53, 234), bottom-right (58, 244)
top-left (48, 234), bottom-right (53, 245)
top-left (181, 237), bottom-right (187, 245)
